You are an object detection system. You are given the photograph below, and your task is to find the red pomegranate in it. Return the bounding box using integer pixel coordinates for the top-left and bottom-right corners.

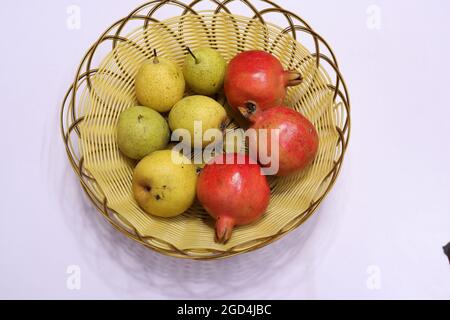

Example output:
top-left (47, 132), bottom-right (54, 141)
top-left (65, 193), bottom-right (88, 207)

top-left (249, 106), bottom-right (319, 177)
top-left (224, 50), bottom-right (302, 118)
top-left (197, 153), bottom-right (270, 243)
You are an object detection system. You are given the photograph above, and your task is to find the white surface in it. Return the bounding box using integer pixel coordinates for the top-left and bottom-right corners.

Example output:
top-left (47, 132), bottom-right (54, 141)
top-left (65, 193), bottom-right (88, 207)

top-left (0, 0), bottom-right (449, 299)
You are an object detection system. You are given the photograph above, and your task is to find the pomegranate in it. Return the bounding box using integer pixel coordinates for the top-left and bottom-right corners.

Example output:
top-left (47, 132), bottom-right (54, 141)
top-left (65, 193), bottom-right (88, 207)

top-left (197, 153), bottom-right (270, 243)
top-left (224, 50), bottom-right (302, 118)
top-left (250, 106), bottom-right (319, 176)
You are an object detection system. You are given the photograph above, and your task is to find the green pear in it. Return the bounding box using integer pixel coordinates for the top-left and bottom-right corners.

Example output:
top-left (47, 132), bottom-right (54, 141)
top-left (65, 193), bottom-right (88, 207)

top-left (183, 47), bottom-right (226, 96)
top-left (135, 53), bottom-right (185, 113)
top-left (168, 95), bottom-right (228, 148)
top-left (132, 150), bottom-right (198, 218)
top-left (117, 106), bottom-right (170, 160)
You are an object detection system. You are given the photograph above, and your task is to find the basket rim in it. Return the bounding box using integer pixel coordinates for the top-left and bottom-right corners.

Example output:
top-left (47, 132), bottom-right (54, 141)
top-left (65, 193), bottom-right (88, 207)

top-left (60, 1), bottom-right (351, 260)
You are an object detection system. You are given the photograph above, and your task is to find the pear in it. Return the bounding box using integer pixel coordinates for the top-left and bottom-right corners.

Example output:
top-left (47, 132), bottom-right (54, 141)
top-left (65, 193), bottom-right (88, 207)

top-left (183, 47), bottom-right (226, 96)
top-left (132, 150), bottom-right (198, 218)
top-left (168, 95), bottom-right (228, 148)
top-left (117, 106), bottom-right (170, 160)
top-left (135, 51), bottom-right (185, 113)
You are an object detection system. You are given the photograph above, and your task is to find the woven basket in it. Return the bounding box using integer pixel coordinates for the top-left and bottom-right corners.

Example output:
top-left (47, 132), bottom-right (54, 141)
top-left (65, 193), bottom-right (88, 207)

top-left (61, 0), bottom-right (350, 260)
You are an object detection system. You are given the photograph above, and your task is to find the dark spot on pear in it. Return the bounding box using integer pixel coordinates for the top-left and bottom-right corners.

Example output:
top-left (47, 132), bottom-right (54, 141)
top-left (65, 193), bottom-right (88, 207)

top-left (144, 185), bottom-right (151, 192)
top-left (155, 194), bottom-right (162, 201)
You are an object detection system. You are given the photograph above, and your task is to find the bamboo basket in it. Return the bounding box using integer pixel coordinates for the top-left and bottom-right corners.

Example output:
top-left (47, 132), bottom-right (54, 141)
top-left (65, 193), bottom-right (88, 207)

top-left (61, 0), bottom-right (350, 260)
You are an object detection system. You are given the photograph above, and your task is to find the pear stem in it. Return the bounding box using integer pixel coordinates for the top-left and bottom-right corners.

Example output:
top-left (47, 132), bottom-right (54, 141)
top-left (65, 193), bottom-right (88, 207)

top-left (153, 49), bottom-right (159, 64)
top-left (186, 47), bottom-right (199, 64)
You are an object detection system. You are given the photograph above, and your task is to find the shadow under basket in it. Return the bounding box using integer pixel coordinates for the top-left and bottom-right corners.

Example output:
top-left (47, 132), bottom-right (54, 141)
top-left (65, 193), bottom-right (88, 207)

top-left (61, 0), bottom-right (350, 260)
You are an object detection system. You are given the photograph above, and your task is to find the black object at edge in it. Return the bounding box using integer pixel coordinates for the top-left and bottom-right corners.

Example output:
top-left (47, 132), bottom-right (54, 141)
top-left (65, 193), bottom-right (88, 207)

top-left (443, 242), bottom-right (450, 264)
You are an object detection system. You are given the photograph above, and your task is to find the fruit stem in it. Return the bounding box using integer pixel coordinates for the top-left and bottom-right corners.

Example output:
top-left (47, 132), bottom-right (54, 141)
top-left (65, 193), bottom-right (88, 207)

top-left (186, 47), bottom-right (199, 64)
top-left (220, 118), bottom-right (231, 132)
top-left (285, 70), bottom-right (303, 86)
top-left (215, 216), bottom-right (235, 244)
top-left (153, 49), bottom-right (159, 64)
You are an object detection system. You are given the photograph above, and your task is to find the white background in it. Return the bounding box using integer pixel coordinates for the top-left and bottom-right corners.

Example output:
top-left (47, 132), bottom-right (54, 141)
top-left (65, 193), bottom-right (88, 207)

top-left (0, 0), bottom-right (449, 299)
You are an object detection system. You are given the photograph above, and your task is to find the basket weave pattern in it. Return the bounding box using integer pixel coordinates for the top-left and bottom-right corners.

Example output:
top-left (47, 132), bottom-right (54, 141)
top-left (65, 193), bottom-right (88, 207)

top-left (61, 0), bottom-right (350, 260)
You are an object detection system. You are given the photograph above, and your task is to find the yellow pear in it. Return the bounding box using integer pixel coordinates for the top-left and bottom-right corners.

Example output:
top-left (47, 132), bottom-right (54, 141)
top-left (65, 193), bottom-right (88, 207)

top-left (168, 95), bottom-right (228, 148)
top-left (183, 47), bottom-right (226, 95)
top-left (132, 150), bottom-right (197, 218)
top-left (117, 106), bottom-right (170, 160)
top-left (135, 53), bottom-right (185, 113)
